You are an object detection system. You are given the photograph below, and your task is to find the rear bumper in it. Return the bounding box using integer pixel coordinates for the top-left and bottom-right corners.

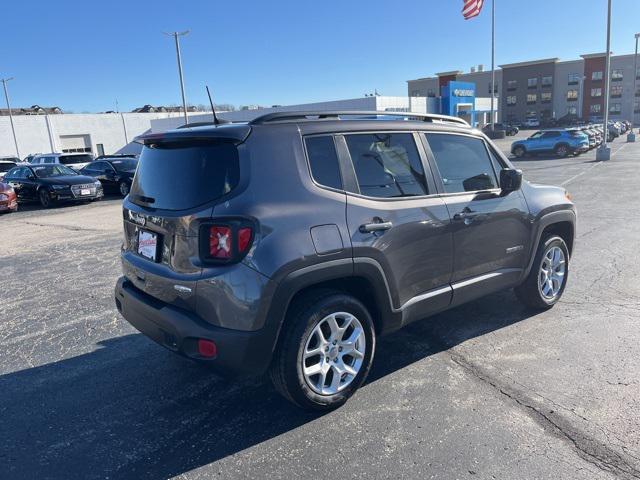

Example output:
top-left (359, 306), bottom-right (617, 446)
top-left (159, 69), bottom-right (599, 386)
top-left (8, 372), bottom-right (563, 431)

top-left (114, 276), bottom-right (275, 376)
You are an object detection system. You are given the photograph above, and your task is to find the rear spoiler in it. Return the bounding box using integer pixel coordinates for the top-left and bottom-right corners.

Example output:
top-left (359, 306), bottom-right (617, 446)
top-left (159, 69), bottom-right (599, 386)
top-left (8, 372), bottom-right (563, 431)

top-left (136, 123), bottom-right (251, 146)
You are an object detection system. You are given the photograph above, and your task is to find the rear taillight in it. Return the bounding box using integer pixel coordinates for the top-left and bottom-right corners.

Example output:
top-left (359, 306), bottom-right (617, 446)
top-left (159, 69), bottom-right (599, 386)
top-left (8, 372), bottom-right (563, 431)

top-left (201, 220), bottom-right (255, 263)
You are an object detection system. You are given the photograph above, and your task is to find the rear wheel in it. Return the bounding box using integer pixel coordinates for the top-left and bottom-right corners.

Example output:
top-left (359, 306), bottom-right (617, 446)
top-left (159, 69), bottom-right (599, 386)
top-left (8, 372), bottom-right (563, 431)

top-left (515, 235), bottom-right (569, 310)
top-left (554, 144), bottom-right (570, 157)
top-left (270, 291), bottom-right (376, 411)
top-left (38, 189), bottom-right (52, 208)
top-left (513, 146), bottom-right (526, 158)
top-left (119, 181), bottom-right (130, 197)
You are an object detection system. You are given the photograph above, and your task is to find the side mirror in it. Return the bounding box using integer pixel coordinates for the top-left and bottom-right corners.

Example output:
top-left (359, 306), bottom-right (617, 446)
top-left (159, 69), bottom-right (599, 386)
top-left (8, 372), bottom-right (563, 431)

top-left (500, 168), bottom-right (522, 194)
top-left (27, 174), bottom-right (35, 180)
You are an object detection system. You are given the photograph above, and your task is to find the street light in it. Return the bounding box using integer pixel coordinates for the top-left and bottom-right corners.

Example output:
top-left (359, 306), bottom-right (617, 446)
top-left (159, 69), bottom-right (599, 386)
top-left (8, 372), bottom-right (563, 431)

top-left (1, 77), bottom-right (20, 158)
top-left (596, 0), bottom-right (612, 161)
top-left (163, 30), bottom-right (190, 125)
top-left (628, 32), bottom-right (639, 142)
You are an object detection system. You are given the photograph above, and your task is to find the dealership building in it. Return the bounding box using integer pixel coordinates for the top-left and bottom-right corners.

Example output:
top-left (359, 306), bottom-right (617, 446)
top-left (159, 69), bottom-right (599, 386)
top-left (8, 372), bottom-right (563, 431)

top-left (408, 52), bottom-right (640, 125)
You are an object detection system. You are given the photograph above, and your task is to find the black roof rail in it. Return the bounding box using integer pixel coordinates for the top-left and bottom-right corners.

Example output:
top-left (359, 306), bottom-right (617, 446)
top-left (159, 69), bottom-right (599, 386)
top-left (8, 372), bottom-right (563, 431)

top-left (249, 110), bottom-right (470, 126)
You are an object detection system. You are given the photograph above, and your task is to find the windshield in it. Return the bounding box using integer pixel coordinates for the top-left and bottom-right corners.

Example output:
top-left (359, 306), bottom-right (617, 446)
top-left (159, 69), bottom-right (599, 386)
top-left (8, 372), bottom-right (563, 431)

top-left (0, 163), bottom-right (16, 173)
top-left (33, 164), bottom-right (78, 178)
top-left (130, 141), bottom-right (239, 211)
top-left (59, 154), bottom-right (93, 165)
top-left (110, 159), bottom-right (137, 172)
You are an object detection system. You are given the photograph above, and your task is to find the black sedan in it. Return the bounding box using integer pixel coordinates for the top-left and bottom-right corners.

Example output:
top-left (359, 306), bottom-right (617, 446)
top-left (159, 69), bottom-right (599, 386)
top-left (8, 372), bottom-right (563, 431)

top-left (3, 164), bottom-right (103, 208)
top-left (80, 157), bottom-right (137, 197)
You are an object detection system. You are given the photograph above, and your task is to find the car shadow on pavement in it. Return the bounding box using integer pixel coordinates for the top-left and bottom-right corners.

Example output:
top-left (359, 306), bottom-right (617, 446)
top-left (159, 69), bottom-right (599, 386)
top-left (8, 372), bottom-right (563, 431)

top-left (0, 290), bottom-right (537, 480)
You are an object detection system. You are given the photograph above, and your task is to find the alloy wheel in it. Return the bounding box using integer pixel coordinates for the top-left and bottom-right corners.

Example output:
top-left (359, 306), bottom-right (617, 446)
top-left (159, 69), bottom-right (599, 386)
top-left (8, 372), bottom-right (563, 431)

top-left (302, 312), bottom-right (366, 395)
top-left (538, 246), bottom-right (566, 300)
top-left (119, 181), bottom-right (129, 197)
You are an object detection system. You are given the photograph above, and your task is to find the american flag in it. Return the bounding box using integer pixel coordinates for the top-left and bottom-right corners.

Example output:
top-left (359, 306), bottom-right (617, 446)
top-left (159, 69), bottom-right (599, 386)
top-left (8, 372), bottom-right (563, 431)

top-left (462, 0), bottom-right (484, 19)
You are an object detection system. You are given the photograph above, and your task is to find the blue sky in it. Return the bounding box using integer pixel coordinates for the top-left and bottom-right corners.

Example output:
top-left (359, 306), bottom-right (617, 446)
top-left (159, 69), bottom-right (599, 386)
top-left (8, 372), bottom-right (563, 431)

top-left (2, 0), bottom-right (638, 112)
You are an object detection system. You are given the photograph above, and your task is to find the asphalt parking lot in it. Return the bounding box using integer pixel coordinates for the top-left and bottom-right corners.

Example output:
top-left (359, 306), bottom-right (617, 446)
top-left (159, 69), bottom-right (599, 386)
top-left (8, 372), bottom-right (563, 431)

top-left (2, 134), bottom-right (639, 480)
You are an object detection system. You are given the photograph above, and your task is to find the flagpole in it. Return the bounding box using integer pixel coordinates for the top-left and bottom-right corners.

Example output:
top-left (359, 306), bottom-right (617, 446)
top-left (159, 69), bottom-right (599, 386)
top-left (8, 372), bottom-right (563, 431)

top-left (490, 0), bottom-right (495, 131)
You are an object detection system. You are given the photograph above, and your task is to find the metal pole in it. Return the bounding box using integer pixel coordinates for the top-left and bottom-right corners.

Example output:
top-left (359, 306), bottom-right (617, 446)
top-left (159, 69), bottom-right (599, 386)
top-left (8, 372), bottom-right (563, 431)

top-left (490, 0), bottom-right (495, 131)
top-left (578, 76), bottom-right (584, 119)
top-left (164, 31), bottom-right (190, 125)
top-left (597, 0), bottom-right (612, 160)
top-left (1, 78), bottom-right (20, 158)
top-left (633, 34), bottom-right (639, 131)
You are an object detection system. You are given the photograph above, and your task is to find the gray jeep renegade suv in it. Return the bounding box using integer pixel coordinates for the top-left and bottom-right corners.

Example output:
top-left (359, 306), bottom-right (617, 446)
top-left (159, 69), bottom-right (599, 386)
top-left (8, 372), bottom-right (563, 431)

top-left (114, 111), bottom-right (575, 410)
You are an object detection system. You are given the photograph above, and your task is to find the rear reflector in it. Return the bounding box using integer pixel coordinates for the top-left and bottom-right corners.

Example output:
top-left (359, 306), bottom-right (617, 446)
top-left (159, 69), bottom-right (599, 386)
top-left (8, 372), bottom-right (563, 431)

top-left (238, 227), bottom-right (252, 253)
top-left (198, 339), bottom-right (217, 358)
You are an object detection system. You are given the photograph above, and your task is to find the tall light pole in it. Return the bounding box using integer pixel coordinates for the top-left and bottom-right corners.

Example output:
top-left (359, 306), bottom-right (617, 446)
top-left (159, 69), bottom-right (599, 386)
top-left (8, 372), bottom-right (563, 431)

top-left (164, 30), bottom-right (190, 125)
top-left (628, 33), bottom-right (639, 141)
top-left (490, 0), bottom-right (496, 131)
top-left (1, 77), bottom-right (20, 158)
top-left (596, 0), bottom-right (612, 161)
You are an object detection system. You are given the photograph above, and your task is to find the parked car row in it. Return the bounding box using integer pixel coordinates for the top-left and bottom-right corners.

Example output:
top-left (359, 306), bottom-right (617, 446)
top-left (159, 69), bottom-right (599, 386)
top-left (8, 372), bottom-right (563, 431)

top-left (482, 123), bottom-right (519, 138)
top-left (510, 122), bottom-right (624, 159)
top-left (0, 154), bottom-right (138, 211)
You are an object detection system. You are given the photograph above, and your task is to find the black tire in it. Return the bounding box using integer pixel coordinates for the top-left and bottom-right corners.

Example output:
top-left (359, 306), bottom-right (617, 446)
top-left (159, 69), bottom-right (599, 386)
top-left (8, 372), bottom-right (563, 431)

top-left (554, 144), bottom-right (570, 157)
top-left (513, 146), bottom-right (526, 158)
top-left (515, 235), bottom-right (569, 310)
top-left (269, 290), bottom-right (376, 411)
top-left (119, 181), bottom-right (130, 197)
top-left (38, 189), bottom-right (52, 208)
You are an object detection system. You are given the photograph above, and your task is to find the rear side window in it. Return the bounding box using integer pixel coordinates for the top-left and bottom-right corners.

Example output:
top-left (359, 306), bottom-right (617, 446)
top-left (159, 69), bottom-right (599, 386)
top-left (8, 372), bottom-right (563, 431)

top-left (305, 136), bottom-right (342, 190)
top-left (425, 134), bottom-right (498, 193)
top-left (345, 133), bottom-right (428, 198)
top-left (130, 141), bottom-right (239, 211)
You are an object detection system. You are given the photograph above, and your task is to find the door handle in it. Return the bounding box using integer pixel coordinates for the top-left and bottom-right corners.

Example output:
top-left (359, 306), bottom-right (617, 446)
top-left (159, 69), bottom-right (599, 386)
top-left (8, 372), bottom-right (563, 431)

top-left (453, 209), bottom-right (476, 221)
top-left (359, 221), bottom-right (393, 233)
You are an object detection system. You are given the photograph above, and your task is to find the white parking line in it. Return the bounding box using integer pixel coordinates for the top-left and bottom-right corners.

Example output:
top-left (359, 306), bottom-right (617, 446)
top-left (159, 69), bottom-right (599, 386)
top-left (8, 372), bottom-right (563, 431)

top-left (560, 142), bottom-right (629, 187)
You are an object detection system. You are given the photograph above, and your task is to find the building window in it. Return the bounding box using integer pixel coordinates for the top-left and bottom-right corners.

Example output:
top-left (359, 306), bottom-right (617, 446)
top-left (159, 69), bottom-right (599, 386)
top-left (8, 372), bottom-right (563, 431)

top-left (636, 87), bottom-right (640, 97)
top-left (634, 100), bottom-right (640, 113)
top-left (568, 73), bottom-right (581, 85)
top-left (590, 104), bottom-right (602, 113)
top-left (427, 89), bottom-right (435, 97)
top-left (611, 69), bottom-right (623, 81)
top-left (542, 76), bottom-right (553, 87)
top-left (541, 92), bottom-right (552, 103)
top-left (609, 103), bottom-right (621, 114)
top-left (527, 77), bottom-right (538, 88)
top-left (592, 71), bottom-right (603, 81)
top-left (411, 90), bottom-right (420, 97)
top-left (526, 110), bottom-right (537, 119)
top-left (611, 85), bottom-right (623, 98)
top-left (566, 89), bottom-right (579, 101)
top-left (527, 94), bottom-right (537, 104)
top-left (567, 106), bottom-right (578, 115)
top-left (637, 67), bottom-right (640, 79)
top-left (591, 88), bottom-right (602, 97)
top-left (507, 80), bottom-right (517, 91)
top-left (488, 83), bottom-right (498, 94)
top-left (506, 95), bottom-right (517, 106)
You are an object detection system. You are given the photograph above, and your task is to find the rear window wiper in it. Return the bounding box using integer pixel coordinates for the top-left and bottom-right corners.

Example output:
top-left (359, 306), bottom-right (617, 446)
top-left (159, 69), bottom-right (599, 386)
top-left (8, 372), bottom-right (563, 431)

top-left (132, 194), bottom-right (155, 204)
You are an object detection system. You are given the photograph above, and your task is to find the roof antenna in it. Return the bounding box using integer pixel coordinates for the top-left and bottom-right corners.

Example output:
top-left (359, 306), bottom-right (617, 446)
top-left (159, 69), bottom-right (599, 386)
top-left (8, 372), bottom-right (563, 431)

top-left (206, 85), bottom-right (220, 126)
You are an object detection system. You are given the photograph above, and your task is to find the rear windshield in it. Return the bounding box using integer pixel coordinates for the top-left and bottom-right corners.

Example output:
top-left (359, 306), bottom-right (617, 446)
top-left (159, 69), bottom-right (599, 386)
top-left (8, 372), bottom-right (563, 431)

top-left (60, 154), bottom-right (93, 165)
top-left (130, 141), bottom-right (240, 211)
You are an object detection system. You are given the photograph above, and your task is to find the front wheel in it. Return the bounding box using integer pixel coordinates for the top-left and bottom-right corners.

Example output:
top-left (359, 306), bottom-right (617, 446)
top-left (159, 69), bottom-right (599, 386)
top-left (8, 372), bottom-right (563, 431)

top-left (270, 291), bottom-right (376, 411)
top-left (38, 189), bottom-right (52, 208)
top-left (513, 146), bottom-right (526, 158)
top-left (554, 144), bottom-right (570, 157)
top-left (515, 235), bottom-right (569, 310)
top-left (119, 181), bottom-right (130, 197)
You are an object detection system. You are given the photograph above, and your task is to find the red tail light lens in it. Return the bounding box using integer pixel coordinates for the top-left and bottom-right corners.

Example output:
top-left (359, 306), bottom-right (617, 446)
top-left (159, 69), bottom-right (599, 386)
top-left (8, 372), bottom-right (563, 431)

top-left (203, 221), bottom-right (254, 263)
top-left (209, 226), bottom-right (232, 258)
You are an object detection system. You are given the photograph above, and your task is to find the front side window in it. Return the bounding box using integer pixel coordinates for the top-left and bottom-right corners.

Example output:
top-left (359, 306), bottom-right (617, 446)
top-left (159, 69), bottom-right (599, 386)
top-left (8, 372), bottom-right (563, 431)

top-left (305, 136), bottom-right (342, 190)
top-left (592, 71), bottom-right (603, 81)
top-left (345, 133), bottom-right (428, 198)
top-left (425, 134), bottom-right (498, 194)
